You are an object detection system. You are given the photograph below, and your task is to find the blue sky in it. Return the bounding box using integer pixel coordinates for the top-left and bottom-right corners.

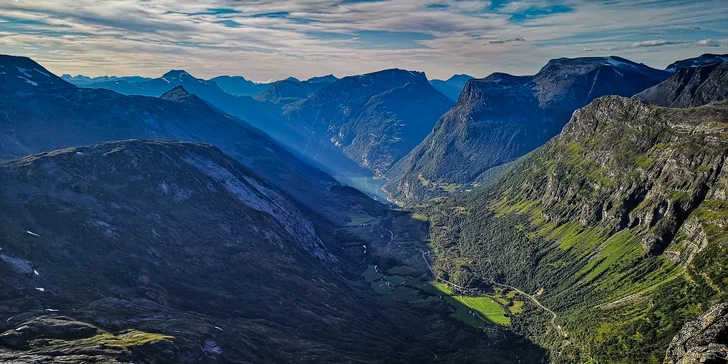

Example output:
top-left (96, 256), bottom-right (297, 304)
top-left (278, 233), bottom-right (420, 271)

top-left (0, 0), bottom-right (726, 81)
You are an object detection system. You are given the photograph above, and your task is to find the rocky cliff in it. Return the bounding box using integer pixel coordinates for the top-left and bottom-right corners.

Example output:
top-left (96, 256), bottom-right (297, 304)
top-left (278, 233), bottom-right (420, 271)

top-left (635, 61), bottom-right (728, 108)
top-left (420, 96), bottom-right (728, 363)
top-left (385, 56), bottom-right (669, 204)
top-left (664, 303), bottom-right (728, 364)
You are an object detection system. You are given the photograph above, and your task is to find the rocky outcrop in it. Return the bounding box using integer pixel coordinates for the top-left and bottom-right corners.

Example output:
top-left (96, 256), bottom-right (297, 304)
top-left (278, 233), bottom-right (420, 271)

top-left (634, 62), bottom-right (728, 108)
top-left (511, 96), bottom-right (728, 256)
top-left (665, 303), bottom-right (728, 364)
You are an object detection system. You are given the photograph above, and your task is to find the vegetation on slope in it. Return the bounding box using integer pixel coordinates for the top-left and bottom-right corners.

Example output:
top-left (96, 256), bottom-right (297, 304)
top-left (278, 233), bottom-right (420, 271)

top-left (417, 97), bottom-right (728, 363)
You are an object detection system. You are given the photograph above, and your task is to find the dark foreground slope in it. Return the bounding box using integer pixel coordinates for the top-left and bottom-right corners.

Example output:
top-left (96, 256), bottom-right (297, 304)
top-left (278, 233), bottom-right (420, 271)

top-left (0, 140), bottom-right (546, 363)
top-left (419, 97), bottom-right (728, 363)
top-left (0, 55), bottom-right (376, 224)
top-left (385, 56), bottom-right (668, 204)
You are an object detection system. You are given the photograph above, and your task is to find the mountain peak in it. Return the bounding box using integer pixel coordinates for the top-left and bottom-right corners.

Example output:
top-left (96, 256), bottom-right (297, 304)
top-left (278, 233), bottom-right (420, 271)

top-left (159, 85), bottom-right (210, 108)
top-left (0, 54), bottom-right (76, 91)
top-left (162, 70), bottom-right (194, 81)
top-left (306, 74), bottom-right (338, 84)
top-left (666, 53), bottom-right (728, 72)
top-left (159, 85), bottom-right (191, 100)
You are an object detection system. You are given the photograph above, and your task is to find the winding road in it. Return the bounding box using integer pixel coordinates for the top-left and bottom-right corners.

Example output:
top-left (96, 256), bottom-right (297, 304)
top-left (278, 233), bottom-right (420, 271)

top-left (418, 249), bottom-right (567, 338)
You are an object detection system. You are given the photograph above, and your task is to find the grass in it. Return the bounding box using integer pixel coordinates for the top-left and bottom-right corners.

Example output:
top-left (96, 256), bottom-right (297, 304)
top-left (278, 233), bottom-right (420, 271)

top-left (454, 296), bottom-right (511, 325)
top-left (428, 281), bottom-right (453, 295)
top-left (48, 330), bottom-right (173, 350)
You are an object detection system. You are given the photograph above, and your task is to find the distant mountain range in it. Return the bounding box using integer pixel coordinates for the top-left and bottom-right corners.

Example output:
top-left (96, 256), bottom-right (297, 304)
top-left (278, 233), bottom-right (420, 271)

top-left (62, 74), bottom-right (152, 85)
top-left (0, 55), bottom-right (375, 224)
top-left (208, 75), bottom-right (273, 96)
top-left (430, 74), bottom-right (474, 101)
top-left (384, 56), bottom-right (670, 203)
top-left (64, 72), bottom-right (275, 97)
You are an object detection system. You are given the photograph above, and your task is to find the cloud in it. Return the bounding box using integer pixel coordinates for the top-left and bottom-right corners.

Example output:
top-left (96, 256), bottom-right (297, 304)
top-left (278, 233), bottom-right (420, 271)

top-left (630, 39), bottom-right (688, 48)
top-left (0, 0), bottom-right (726, 80)
top-left (488, 36), bottom-right (526, 44)
top-left (697, 38), bottom-right (720, 47)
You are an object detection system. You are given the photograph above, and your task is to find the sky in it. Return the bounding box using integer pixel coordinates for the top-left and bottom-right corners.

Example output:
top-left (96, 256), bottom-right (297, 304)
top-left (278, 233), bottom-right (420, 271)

top-left (0, 0), bottom-right (726, 82)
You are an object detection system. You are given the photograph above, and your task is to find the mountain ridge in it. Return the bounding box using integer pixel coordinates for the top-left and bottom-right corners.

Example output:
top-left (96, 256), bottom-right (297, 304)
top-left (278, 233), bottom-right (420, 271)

top-left (384, 56), bottom-right (669, 204)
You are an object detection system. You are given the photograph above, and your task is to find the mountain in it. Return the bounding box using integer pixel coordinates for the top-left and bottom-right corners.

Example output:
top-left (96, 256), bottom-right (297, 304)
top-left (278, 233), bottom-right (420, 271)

top-left (666, 53), bottom-right (728, 72)
top-left (254, 76), bottom-right (336, 105)
top-left (384, 56), bottom-right (669, 204)
top-left (0, 55), bottom-right (377, 224)
top-left (634, 61), bottom-right (728, 107)
top-left (62, 74), bottom-right (152, 85)
top-left (73, 68), bottom-right (282, 131)
top-left (0, 140), bottom-right (545, 363)
top-left (276, 69), bottom-right (454, 177)
top-left (430, 74), bottom-right (474, 101)
top-left (208, 75), bottom-right (272, 96)
top-left (0, 55), bottom-right (75, 92)
top-left (417, 96), bottom-right (728, 363)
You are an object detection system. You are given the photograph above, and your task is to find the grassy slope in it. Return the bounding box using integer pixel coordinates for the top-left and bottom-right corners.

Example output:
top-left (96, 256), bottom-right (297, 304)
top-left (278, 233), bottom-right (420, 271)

top-left (420, 98), bottom-right (728, 363)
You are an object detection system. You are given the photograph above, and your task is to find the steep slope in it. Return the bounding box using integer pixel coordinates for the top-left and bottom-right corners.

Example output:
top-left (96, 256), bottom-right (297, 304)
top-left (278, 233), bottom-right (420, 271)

top-left (280, 69), bottom-right (454, 177)
top-left (209, 75), bottom-right (272, 96)
top-left (420, 96), bottom-right (728, 363)
top-left (634, 61), bottom-right (728, 107)
top-left (0, 140), bottom-right (545, 363)
top-left (430, 74), bottom-right (474, 101)
top-left (0, 55), bottom-right (378, 224)
top-left (385, 56), bottom-right (669, 204)
top-left (666, 53), bottom-right (728, 72)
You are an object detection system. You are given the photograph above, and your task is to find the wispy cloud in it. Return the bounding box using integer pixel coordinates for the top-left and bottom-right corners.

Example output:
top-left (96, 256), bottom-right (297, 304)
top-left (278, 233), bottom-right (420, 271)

top-left (0, 0), bottom-right (726, 80)
top-left (631, 39), bottom-right (688, 48)
top-left (697, 38), bottom-right (721, 47)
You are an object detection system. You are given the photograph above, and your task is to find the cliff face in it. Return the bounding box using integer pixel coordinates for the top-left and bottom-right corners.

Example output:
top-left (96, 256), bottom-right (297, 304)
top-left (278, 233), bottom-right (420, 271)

top-left (420, 97), bottom-right (728, 363)
top-left (384, 57), bottom-right (668, 204)
top-left (665, 303), bottom-right (728, 364)
top-left (635, 62), bottom-right (728, 108)
top-left (517, 96), bottom-right (728, 257)
top-left (280, 69), bottom-right (454, 177)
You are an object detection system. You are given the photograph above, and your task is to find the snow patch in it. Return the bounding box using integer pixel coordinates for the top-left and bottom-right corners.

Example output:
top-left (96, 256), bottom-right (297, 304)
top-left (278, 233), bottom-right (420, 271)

top-left (34, 68), bottom-right (50, 77)
top-left (45, 308), bottom-right (59, 312)
top-left (17, 76), bottom-right (38, 86)
top-left (0, 254), bottom-right (34, 275)
top-left (16, 66), bottom-right (32, 77)
top-left (35, 287), bottom-right (45, 292)
top-left (33, 269), bottom-right (39, 276)
top-left (26, 230), bottom-right (40, 237)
